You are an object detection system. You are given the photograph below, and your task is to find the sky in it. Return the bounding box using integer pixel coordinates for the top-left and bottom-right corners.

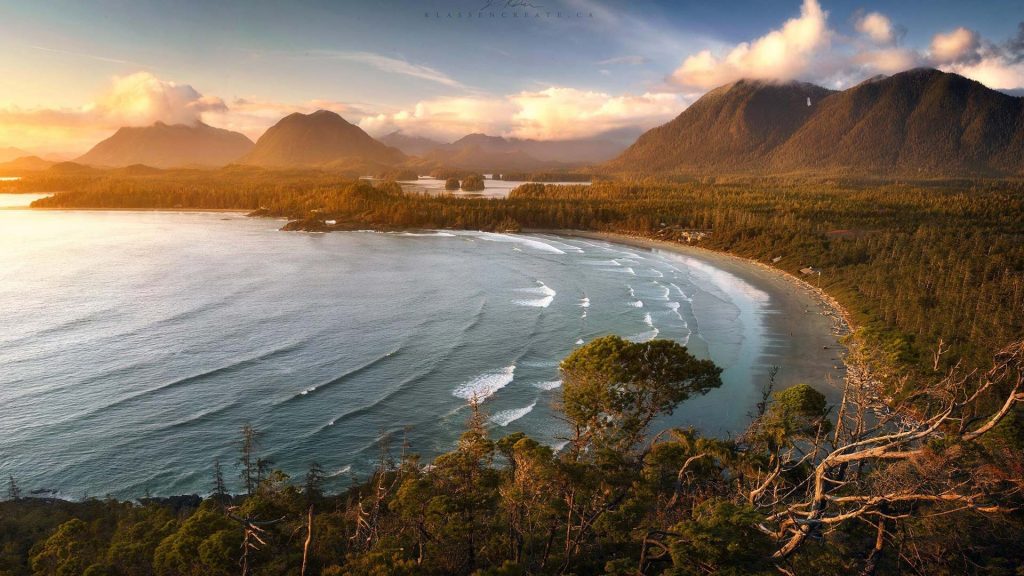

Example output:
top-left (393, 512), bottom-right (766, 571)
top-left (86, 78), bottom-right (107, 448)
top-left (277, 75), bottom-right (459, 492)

top-left (1, 0), bottom-right (1023, 156)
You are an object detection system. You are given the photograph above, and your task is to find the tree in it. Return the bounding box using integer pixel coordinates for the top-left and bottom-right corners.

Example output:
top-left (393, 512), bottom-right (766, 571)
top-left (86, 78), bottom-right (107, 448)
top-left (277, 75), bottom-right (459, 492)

top-left (211, 459), bottom-right (228, 505)
top-left (444, 177), bottom-right (460, 191)
top-left (560, 336), bottom-right (722, 456)
top-left (461, 174), bottom-right (485, 192)
top-left (7, 475), bottom-right (19, 501)
top-left (239, 424), bottom-right (259, 496)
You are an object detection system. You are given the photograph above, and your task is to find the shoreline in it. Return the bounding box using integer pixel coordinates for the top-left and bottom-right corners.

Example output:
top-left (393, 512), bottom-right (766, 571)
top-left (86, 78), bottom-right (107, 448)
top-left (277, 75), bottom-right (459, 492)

top-left (544, 229), bottom-right (867, 406)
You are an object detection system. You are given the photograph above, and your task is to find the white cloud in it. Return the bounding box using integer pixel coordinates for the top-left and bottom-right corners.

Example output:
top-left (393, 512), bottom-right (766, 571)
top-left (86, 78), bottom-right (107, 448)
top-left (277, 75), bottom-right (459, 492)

top-left (597, 55), bottom-right (648, 66)
top-left (855, 12), bottom-right (895, 45)
top-left (930, 27), bottom-right (981, 64)
top-left (670, 0), bottom-right (830, 89)
top-left (292, 50), bottom-right (467, 89)
top-left (0, 72), bottom-right (227, 153)
top-left (357, 88), bottom-right (688, 141)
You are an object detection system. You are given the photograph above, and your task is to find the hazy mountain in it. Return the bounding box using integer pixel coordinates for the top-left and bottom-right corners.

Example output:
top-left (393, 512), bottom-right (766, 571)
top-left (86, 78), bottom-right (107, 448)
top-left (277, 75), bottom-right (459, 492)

top-left (243, 110), bottom-right (405, 168)
top-left (424, 133), bottom-right (628, 171)
top-left (607, 69), bottom-right (1024, 177)
top-left (379, 131), bottom-right (445, 156)
top-left (606, 79), bottom-right (835, 173)
top-left (0, 156), bottom-right (54, 173)
top-left (76, 122), bottom-right (254, 168)
top-left (0, 147), bottom-right (31, 163)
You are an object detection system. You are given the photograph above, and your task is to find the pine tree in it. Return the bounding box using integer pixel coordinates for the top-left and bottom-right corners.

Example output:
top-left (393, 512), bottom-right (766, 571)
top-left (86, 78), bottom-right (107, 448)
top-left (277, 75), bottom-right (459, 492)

top-left (212, 458), bottom-right (228, 504)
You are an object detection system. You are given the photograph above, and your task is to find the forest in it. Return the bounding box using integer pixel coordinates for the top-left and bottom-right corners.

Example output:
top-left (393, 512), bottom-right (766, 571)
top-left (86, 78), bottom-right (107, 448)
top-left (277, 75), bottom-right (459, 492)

top-left (5, 169), bottom-right (1024, 574)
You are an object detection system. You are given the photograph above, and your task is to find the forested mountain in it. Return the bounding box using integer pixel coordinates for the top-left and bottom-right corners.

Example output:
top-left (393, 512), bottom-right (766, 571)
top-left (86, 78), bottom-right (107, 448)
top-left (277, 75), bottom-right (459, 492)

top-left (76, 122), bottom-right (254, 168)
top-left (242, 110), bottom-right (405, 168)
top-left (608, 69), bottom-right (1024, 176)
top-left (606, 79), bottom-right (834, 173)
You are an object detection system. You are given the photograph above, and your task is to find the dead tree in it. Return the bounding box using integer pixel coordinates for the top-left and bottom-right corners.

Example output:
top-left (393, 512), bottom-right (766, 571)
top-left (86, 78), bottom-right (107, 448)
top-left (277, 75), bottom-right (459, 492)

top-left (755, 339), bottom-right (1024, 564)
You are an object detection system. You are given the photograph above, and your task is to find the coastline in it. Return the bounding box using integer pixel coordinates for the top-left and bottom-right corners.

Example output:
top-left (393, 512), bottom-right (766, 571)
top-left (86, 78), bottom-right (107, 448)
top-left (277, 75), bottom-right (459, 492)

top-left (545, 229), bottom-right (861, 405)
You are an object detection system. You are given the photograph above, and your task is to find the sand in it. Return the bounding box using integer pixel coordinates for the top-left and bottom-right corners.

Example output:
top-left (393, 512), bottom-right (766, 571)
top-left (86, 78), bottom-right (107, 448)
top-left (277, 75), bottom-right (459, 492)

top-left (551, 230), bottom-right (853, 404)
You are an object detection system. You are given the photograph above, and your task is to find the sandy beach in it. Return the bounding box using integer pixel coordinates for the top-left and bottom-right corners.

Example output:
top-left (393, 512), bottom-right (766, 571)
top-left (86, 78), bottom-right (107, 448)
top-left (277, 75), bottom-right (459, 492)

top-left (551, 230), bottom-right (853, 404)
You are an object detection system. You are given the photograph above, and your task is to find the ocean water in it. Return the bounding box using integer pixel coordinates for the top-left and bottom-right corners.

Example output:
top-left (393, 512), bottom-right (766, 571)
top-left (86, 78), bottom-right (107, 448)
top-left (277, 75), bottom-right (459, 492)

top-left (1, 206), bottom-right (801, 498)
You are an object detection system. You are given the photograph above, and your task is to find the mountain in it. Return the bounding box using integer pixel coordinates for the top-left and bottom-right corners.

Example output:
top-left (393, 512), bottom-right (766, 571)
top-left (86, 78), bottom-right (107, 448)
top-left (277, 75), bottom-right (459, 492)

top-left (769, 68), bottom-right (1024, 176)
top-left (0, 156), bottom-right (54, 173)
top-left (77, 122), bottom-right (254, 168)
top-left (0, 147), bottom-right (31, 163)
top-left (606, 69), bottom-right (1024, 177)
top-left (380, 131), bottom-right (445, 156)
top-left (242, 110), bottom-right (405, 168)
top-left (423, 133), bottom-right (628, 171)
top-left (606, 79), bottom-right (835, 173)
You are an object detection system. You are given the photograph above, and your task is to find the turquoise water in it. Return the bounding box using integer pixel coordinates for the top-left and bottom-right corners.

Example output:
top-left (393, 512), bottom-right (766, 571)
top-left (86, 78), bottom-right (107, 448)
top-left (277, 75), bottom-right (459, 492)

top-left (1, 207), bottom-right (801, 498)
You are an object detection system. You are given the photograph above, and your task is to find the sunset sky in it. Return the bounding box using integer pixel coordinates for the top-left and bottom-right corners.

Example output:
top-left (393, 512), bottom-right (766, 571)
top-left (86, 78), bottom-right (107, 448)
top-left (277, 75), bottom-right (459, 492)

top-left (2, 0), bottom-right (1023, 156)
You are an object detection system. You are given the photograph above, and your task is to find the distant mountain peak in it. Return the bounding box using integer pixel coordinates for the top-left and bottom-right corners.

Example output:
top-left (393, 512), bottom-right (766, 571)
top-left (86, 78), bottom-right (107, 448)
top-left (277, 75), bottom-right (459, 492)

top-left (241, 110), bottom-right (404, 168)
top-left (76, 122), bottom-right (254, 168)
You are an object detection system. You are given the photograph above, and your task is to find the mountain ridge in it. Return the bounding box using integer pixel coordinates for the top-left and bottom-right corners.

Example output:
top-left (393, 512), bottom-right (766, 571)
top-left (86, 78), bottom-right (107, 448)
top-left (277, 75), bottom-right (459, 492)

top-left (607, 68), bottom-right (1024, 177)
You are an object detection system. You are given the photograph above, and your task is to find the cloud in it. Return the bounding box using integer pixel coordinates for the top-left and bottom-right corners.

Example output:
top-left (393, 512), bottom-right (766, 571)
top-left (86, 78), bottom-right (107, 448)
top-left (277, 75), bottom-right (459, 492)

top-left (291, 50), bottom-right (467, 89)
top-left (670, 0), bottom-right (830, 89)
top-left (358, 88), bottom-right (688, 141)
top-left (0, 72), bottom-right (226, 154)
top-left (930, 27), bottom-right (981, 64)
top-left (855, 12), bottom-right (895, 45)
top-left (597, 55), bottom-right (649, 66)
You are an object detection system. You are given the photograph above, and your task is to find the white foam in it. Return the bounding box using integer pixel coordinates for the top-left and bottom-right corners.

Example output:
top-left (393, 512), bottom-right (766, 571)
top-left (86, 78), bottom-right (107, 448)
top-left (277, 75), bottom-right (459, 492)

top-left (491, 401), bottom-right (537, 426)
top-left (629, 328), bottom-right (660, 342)
top-left (474, 232), bottom-right (566, 254)
top-left (513, 281), bottom-right (556, 307)
top-left (655, 284), bottom-right (671, 300)
top-left (669, 282), bottom-right (693, 302)
top-left (643, 312), bottom-right (654, 327)
top-left (584, 259), bottom-right (620, 266)
top-left (579, 297), bottom-right (590, 308)
top-left (533, 380), bottom-right (562, 390)
top-left (625, 267), bottom-right (636, 275)
top-left (667, 301), bottom-right (686, 322)
top-left (649, 268), bottom-right (664, 278)
top-left (328, 465), bottom-right (352, 477)
top-left (550, 439), bottom-right (570, 452)
top-left (575, 338), bottom-right (584, 345)
top-left (627, 285), bottom-right (636, 297)
top-left (629, 300), bottom-right (644, 308)
top-left (396, 231), bottom-right (456, 237)
top-left (453, 365), bottom-right (515, 400)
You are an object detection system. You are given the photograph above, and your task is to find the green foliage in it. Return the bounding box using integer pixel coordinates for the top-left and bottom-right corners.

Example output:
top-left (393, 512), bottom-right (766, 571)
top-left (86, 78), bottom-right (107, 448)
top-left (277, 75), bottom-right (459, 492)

top-left (560, 336), bottom-right (722, 455)
top-left (667, 501), bottom-right (775, 576)
top-left (445, 177), bottom-right (460, 191)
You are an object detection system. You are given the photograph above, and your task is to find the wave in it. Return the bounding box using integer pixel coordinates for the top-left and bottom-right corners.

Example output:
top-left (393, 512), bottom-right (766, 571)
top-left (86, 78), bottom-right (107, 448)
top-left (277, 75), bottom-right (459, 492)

top-left (629, 300), bottom-right (644, 308)
top-left (286, 346), bottom-right (402, 402)
top-left (513, 281), bottom-right (556, 308)
top-left (575, 338), bottom-right (584, 345)
top-left (473, 232), bottom-right (566, 254)
top-left (667, 301), bottom-right (687, 322)
top-left (629, 328), bottom-right (660, 342)
top-left (83, 341), bottom-right (306, 419)
top-left (669, 282), bottom-right (693, 302)
top-left (394, 231), bottom-right (456, 237)
top-left (643, 312), bottom-right (654, 327)
top-left (491, 401), bottom-right (537, 426)
top-left (583, 259), bottom-right (620, 266)
top-left (453, 365), bottom-right (515, 401)
top-left (533, 380), bottom-right (562, 390)
top-left (328, 465), bottom-right (352, 478)
top-left (579, 297), bottom-right (590, 308)
top-left (648, 268), bottom-right (664, 278)
top-left (654, 283), bottom-right (671, 300)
